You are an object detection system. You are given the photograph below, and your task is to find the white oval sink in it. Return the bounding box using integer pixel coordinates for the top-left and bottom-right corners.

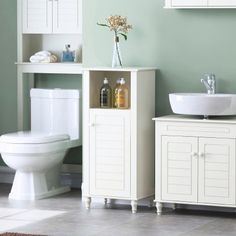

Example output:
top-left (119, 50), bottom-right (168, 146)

top-left (169, 93), bottom-right (236, 116)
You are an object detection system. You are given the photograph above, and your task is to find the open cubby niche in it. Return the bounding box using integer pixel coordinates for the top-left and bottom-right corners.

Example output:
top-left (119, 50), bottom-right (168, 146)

top-left (89, 71), bottom-right (131, 109)
top-left (21, 34), bottom-right (82, 63)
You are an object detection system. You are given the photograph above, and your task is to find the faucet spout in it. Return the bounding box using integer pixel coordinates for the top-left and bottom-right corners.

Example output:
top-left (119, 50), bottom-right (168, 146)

top-left (201, 73), bottom-right (216, 95)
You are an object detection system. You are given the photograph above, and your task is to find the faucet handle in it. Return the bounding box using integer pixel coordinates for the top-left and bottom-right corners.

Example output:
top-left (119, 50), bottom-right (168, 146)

top-left (209, 73), bottom-right (216, 81)
top-left (202, 73), bottom-right (216, 82)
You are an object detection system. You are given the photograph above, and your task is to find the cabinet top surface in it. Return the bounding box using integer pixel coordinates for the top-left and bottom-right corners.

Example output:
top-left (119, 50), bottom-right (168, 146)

top-left (153, 115), bottom-right (236, 124)
top-left (83, 67), bottom-right (157, 72)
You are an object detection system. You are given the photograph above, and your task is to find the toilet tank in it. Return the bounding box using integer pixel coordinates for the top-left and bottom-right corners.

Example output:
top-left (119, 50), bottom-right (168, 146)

top-left (30, 89), bottom-right (80, 140)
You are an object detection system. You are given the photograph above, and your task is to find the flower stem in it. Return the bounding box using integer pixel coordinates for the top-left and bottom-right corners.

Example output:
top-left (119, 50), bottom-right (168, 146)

top-left (115, 31), bottom-right (122, 67)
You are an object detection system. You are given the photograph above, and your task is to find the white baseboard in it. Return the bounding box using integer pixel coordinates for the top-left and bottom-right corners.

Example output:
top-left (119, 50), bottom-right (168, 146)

top-left (0, 164), bottom-right (82, 189)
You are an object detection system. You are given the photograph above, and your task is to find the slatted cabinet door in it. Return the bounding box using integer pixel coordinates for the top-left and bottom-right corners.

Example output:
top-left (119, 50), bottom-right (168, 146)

top-left (53, 0), bottom-right (82, 33)
top-left (161, 136), bottom-right (198, 202)
top-left (89, 109), bottom-right (131, 198)
top-left (198, 138), bottom-right (235, 205)
top-left (22, 0), bottom-right (53, 33)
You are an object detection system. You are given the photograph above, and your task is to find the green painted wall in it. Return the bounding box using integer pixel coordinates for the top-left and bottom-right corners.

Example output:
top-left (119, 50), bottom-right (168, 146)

top-left (83, 0), bottom-right (236, 116)
top-left (1, 0), bottom-right (236, 165)
top-left (0, 0), bottom-right (17, 165)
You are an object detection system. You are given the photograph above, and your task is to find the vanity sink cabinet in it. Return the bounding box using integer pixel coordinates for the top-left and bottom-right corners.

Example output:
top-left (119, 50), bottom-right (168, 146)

top-left (82, 68), bottom-right (156, 213)
top-left (165, 0), bottom-right (236, 8)
top-left (22, 0), bottom-right (82, 34)
top-left (154, 116), bottom-right (236, 214)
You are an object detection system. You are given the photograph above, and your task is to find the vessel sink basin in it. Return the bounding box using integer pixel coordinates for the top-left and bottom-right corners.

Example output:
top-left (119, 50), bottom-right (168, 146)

top-left (169, 93), bottom-right (236, 116)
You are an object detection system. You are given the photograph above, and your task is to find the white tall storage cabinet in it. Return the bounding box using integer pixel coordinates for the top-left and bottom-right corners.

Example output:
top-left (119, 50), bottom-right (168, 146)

top-left (83, 68), bottom-right (156, 213)
top-left (154, 115), bottom-right (236, 214)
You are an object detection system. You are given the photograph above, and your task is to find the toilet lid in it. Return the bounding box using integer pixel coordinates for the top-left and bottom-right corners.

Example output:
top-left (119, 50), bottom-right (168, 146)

top-left (0, 131), bottom-right (69, 144)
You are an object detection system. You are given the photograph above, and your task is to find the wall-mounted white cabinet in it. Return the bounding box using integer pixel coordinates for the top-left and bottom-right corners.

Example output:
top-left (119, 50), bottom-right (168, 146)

top-left (165, 0), bottom-right (236, 8)
top-left (82, 68), bottom-right (156, 213)
top-left (22, 0), bottom-right (82, 34)
top-left (154, 115), bottom-right (236, 214)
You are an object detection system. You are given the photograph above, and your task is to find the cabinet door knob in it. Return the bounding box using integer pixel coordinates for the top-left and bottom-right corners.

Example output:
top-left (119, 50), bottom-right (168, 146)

top-left (191, 152), bottom-right (198, 158)
top-left (199, 152), bottom-right (205, 158)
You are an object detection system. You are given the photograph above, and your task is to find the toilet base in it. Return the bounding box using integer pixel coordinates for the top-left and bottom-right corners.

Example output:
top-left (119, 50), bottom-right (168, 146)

top-left (9, 170), bottom-right (70, 200)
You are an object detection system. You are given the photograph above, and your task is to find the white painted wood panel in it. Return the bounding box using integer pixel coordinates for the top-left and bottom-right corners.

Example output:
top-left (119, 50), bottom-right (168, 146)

top-left (198, 138), bottom-right (235, 205)
top-left (171, 0), bottom-right (207, 7)
top-left (89, 109), bottom-right (131, 198)
top-left (159, 122), bottom-right (236, 139)
top-left (53, 0), bottom-right (82, 33)
top-left (22, 0), bottom-right (53, 33)
top-left (161, 136), bottom-right (198, 202)
top-left (208, 0), bottom-right (236, 6)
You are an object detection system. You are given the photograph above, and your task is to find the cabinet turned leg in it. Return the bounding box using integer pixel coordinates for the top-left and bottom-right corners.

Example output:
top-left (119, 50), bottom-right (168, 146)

top-left (156, 202), bottom-right (163, 215)
top-left (172, 203), bottom-right (177, 211)
top-left (131, 200), bottom-right (138, 214)
top-left (104, 198), bottom-right (108, 205)
top-left (85, 197), bottom-right (91, 209)
top-left (149, 198), bottom-right (154, 208)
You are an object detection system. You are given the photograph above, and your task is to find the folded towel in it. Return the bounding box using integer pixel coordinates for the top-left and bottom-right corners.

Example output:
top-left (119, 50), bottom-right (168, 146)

top-left (29, 51), bottom-right (57, 63)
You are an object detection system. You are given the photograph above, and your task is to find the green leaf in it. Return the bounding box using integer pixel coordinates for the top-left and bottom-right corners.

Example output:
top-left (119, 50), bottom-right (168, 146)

top-left (119, 33), bottom-right (128, 40)
top-left (97, 23), bottom-right (109, 28)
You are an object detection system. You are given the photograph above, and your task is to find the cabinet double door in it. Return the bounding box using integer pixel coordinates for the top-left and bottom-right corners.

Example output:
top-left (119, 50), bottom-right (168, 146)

top-left (162, 136), bottom-right (235, 205)
top-left (89, 109), bottom-right (131, 198)
top-left (22, 0), bottom-right (81, 33)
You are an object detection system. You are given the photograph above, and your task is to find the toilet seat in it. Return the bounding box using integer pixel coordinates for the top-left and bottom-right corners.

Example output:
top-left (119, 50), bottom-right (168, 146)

top-left (0, 131), bottom-right (70, 154)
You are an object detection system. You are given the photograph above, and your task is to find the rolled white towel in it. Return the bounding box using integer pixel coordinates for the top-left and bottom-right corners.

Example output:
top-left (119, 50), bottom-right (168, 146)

top-left (35, 51), bottom-right (51, 57)
top-left (30, 52), bottom-right (57, 63)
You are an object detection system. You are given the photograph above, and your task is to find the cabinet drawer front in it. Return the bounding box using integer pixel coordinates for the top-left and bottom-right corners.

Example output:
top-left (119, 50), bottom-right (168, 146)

top-left (158, 122), bottom-right (236, 138)
top-left (161, 136), bottom-right (198, 202)
top-left (198, 138), bottom-right (235, 205)
top-left (22, 0), bottom-right (53, 33)
top-left (89, 110), bottom-right (131, 198)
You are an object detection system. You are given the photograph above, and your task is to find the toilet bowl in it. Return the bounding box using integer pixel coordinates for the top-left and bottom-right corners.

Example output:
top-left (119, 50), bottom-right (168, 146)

top-left (0, 89), bottom-right (80, 200)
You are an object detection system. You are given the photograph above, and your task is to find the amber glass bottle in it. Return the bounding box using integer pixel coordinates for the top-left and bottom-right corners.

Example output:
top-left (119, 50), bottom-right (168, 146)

top-left (116, 78), bottom-right (129, 109)
top-left (113, 79), bottom-right (121, 108)
top-left (100, 78), bottom-right (112, 108)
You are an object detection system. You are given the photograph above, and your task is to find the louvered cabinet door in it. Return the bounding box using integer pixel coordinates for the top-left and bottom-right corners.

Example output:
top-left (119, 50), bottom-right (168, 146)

top-left (198, 138), bottom-right (235, 205)
top-left (53, 0), bottom-right (82, 33)
top-left (161, 136), bottom-right (198, 202)
top-left (22, 0), bottom-right (53, 33)
top-left (89, 109), bottom-right (131, 198)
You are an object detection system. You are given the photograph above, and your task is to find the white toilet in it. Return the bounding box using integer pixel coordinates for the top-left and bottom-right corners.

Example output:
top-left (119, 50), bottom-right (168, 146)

top-left (0, 89), bottom-right (80, 200)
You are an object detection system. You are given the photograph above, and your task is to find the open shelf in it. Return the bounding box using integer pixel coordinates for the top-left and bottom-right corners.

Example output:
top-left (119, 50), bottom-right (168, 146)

top-left (21, 34), bottom-right (82, 63)
top-left (89, 71), bottom-right (131, 109)
top-left (16, 62), bottom-right (83, 74)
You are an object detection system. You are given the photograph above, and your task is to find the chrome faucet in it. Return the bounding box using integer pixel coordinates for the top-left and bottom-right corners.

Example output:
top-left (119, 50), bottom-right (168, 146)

top-left (201, 73), bottom-right (216, 94)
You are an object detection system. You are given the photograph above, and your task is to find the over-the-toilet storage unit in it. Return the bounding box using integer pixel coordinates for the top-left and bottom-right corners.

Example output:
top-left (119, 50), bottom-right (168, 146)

top-left (82, 68), bottom-right (156, 213)
top-left (17, 0), bottom-right (83, 130)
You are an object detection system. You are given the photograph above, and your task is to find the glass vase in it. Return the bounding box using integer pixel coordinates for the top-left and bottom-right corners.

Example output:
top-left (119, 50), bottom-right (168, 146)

top-left (112, 36), bottom-right (122, 68)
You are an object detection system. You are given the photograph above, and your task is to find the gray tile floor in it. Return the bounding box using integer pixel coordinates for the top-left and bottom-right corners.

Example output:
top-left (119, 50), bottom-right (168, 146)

top-left (0, 183), bottom-right (236, 236)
